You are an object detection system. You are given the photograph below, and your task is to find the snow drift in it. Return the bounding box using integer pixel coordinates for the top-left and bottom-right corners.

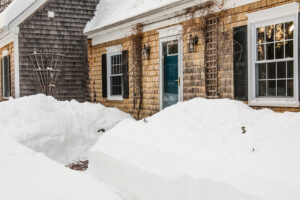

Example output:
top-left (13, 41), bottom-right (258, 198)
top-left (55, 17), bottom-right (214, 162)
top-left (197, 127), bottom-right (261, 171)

top-left (88, 98), bottom-right (300, 200)
top-left (0, 95), bottom-right (131, 163)
top-left (0, 134), bottom-right (122, 200)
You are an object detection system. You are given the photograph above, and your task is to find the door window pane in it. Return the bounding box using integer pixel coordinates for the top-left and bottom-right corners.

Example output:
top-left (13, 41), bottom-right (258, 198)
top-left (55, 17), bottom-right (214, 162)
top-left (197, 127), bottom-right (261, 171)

top-left (167, 43), bottom-right (178, 55)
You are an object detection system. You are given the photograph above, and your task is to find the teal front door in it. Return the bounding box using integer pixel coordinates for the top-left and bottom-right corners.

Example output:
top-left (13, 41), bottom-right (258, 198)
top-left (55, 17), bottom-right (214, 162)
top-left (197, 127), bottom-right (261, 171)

top-left (162, 40), bottom-right (179, 109)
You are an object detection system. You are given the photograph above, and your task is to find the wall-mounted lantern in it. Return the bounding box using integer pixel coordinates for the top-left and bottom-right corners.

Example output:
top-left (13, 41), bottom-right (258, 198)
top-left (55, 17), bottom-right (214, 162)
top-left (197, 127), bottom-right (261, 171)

top-left (142, 44), bottom-right (151, 60)
top-left (187, 34), bottom-right (199, 53)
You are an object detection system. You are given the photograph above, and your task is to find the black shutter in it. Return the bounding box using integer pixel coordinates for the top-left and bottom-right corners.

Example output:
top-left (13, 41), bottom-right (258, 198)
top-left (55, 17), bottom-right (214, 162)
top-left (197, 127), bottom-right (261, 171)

top-left (1, 56), bottom-right (11, 98)
top-left (1, 58), bottom-right (3, 97)
top-left (233, 25), bottom-right (248, 101)
top-left (122, 50), bottom-right (129, 99)
top-left (298, 13), bottom-right (300, 99)
top-left (7, 55), bottom-right (11, 97)
top-left (102, 54), bottom-right (107, 98)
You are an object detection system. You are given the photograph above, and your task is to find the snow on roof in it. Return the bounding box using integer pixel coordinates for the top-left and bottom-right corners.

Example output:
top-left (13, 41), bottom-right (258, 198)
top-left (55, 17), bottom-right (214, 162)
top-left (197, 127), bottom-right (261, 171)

top-left (0, 0), bottom-right (39, 30)
top-left (84, 0), bottom-right (182, 33)
top-left (84, 0), bottom-right (260, 34)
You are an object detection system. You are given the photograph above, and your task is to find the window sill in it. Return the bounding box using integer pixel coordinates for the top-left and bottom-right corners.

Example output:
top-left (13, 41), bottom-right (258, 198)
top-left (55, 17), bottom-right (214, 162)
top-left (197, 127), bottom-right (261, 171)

top-left (107, 95), bottom-right (123, 101)
top-left (249, 98), bottom-right (299, 107)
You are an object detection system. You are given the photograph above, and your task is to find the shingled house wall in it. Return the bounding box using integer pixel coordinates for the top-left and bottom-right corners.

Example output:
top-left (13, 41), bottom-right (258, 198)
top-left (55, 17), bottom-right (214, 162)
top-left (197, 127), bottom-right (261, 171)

top-left (18, 0), bottom-right (99, 102)
top-left (0, 42), bottom-right (14, 101)
top-left (88, 0), bottom-right (300, 119)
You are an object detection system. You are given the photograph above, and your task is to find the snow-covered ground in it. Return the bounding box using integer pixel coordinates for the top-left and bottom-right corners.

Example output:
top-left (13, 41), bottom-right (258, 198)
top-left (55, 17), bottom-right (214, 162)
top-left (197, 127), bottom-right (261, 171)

top-left (0, 95), bottom-right (131, 163)
top-left (1, 95), bottom-right (299, 200)
top-left (0, 95), bottom-right (132, 200)
top-left (88, 98), bottom-right (300, 200)
top-left (0, 133), bottom-right (123, 200)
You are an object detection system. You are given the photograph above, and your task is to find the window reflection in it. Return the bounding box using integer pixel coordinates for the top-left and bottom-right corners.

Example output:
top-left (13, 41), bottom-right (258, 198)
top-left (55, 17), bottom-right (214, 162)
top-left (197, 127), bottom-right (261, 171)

top-left (266, 25), bottom-right (274, 42)
top-left (275, 24), bottom-right (284, 41)
top-left (285, 22), bottom-right (294, 40)
top-left (257, 27), bottom-right (265, 44)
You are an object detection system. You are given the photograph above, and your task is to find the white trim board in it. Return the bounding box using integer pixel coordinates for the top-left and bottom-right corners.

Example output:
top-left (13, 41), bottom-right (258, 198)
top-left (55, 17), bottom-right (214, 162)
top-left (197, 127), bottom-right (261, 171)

top-left (14, 32), bottom-right (20, 98)
top-left (246, 2), bottom-right (299, 23)
top-left (0, 33), bottom-right (14, 48)
top-left (157, 25), bottom-right (183, 39)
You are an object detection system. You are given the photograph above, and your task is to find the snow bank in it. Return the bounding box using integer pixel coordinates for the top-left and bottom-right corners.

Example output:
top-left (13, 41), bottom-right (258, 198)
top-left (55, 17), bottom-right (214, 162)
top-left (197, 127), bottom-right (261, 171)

top-left (0, 95), bottom-right (130, 163)
top-left (0, 134), bottom-right (122, 200)
top-left (88, 98), bottom-right (300, 200)
top-left (84, 0), bottom-right (259, 33)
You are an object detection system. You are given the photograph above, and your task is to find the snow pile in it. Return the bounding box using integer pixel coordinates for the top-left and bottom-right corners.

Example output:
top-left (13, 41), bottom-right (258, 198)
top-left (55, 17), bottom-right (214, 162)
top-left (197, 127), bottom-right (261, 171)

top-left (84, 0), bottom-right (259, 33)
top-left (0, 95), bottom-right (130, 163)
top-left (0, 133), bottom-right (122, 200)
top-left (88, 98), bottom-right (300, 200)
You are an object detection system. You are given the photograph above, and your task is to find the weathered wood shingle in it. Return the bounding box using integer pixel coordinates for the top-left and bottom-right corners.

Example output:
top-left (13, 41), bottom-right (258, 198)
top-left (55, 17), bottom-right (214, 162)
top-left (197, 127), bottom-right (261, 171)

top-left (18, 0), bottom-right (99, 102)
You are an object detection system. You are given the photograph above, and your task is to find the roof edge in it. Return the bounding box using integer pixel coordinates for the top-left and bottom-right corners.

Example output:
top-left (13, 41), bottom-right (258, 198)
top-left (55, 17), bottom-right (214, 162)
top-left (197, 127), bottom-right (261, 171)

top-left (84, 0), bottom-right (208, 35)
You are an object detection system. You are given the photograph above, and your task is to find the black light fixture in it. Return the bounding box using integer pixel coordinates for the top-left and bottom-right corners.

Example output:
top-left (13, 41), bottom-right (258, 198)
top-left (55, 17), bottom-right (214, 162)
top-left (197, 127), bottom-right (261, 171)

top-left (188, 34), bottom-right (199, 53)
top-left (142, 44), bottom-right (151, 60)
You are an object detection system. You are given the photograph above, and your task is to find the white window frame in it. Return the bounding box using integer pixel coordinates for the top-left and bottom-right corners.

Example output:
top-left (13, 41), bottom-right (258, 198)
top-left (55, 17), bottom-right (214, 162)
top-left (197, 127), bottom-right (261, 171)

top-left (247, 3), bottom-right (299, 107)
top-left (106, 45), bottom-right (123, 101)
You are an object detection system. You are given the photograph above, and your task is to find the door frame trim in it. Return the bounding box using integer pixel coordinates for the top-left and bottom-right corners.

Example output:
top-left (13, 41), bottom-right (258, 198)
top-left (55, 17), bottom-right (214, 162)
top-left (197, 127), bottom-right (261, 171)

top-left (159, 34), bottom-right (183, 110)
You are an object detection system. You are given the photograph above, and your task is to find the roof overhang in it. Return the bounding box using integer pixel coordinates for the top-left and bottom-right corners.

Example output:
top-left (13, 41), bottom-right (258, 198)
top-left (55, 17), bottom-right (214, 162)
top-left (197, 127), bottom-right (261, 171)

top-left (85, 0), bottom-right (260, 46)
top-left (85, 0), bottom-right (214, 45)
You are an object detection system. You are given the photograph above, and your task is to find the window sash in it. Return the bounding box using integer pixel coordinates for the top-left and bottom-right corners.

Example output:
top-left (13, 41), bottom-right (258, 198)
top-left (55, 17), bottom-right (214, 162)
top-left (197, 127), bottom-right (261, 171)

top-left (254, 19), bottom-right (295, 99)
top-left (107, 52), bottom-right (123, 99)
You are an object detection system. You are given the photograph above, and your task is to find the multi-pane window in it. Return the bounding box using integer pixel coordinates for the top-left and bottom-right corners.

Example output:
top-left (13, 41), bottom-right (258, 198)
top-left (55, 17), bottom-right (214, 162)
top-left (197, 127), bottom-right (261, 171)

top-left (1, 55), bottom-right (11, 98)
top-left (255, 21), bottom-right (295, 97)
top-left (109, 54), bottom-right (122, 96)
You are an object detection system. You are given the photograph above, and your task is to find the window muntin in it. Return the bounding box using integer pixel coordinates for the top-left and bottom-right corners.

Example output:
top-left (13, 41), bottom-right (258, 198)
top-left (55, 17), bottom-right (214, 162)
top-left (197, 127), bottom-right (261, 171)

top-left (109, 54), bottom-right (122, 96)
top-left (255, 21), bottom-right (295, 98)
